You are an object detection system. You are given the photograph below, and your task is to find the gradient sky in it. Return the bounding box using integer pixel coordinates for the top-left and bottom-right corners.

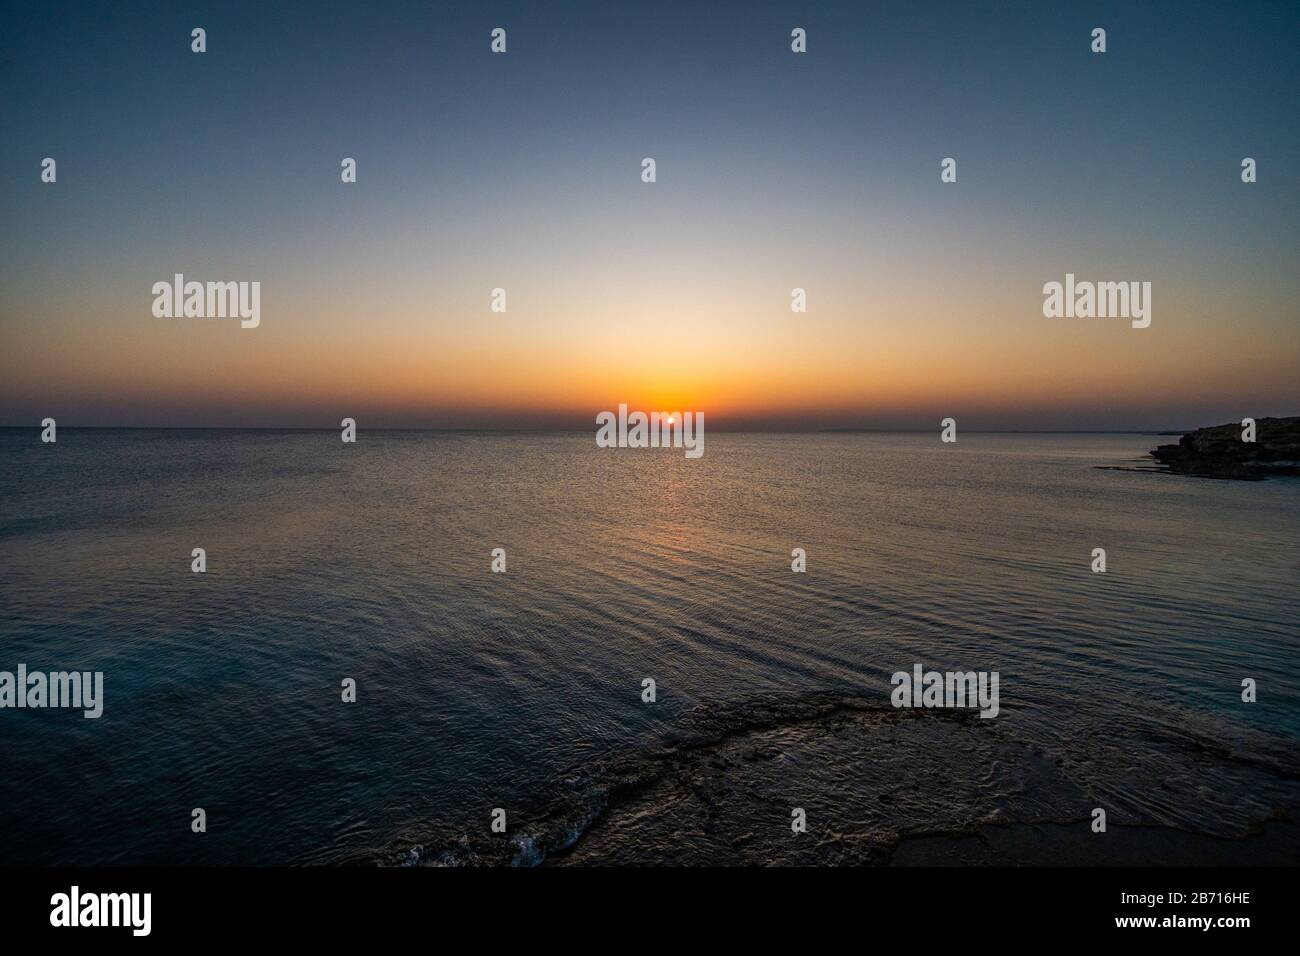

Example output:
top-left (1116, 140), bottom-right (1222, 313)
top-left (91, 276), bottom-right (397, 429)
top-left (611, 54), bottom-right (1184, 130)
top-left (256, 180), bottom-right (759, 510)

top-left (1, 0), bottom-right (1297, 429)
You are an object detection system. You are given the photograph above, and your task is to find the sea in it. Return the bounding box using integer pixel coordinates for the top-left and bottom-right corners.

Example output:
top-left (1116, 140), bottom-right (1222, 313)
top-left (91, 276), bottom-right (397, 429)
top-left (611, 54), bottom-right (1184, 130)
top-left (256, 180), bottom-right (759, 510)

top-left (1, 429), bottom-right (1297, 865)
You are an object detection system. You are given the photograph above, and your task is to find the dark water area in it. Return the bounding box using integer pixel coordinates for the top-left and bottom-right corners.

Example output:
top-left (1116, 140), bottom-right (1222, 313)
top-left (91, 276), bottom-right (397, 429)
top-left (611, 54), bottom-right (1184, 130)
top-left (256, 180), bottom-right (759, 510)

top-left (1, 429), bottom-right (1297, 865)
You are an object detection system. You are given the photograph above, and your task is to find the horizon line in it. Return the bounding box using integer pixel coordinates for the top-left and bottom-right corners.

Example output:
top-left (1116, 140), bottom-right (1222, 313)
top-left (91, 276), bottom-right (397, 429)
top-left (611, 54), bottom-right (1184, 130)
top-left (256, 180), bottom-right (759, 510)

top-left (0, 425), bottom-right (1190, 435)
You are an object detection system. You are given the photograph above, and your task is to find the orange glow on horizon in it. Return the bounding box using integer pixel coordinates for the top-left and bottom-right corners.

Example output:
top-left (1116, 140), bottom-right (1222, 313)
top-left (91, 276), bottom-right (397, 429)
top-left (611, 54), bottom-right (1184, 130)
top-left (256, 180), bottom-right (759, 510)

top-left (4, 271), bottom-right (1297, 428)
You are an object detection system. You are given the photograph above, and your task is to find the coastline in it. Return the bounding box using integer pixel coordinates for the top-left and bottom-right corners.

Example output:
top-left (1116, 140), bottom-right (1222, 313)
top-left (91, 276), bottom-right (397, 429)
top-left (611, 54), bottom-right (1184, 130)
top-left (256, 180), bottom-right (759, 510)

top-left (375, 691), bottom-right (1300, 867)
top-left (1149, 417), bottom-right (1300, 480)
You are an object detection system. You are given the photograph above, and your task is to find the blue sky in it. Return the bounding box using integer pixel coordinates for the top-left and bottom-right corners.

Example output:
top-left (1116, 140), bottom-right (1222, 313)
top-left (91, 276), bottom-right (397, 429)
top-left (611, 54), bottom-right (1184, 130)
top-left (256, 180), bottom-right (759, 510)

top-left (1, 1), bottom-right (1297, 428)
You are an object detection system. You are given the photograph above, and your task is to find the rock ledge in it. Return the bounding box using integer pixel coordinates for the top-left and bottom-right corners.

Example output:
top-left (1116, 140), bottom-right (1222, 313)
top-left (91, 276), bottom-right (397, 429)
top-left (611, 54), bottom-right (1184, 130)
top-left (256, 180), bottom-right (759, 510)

top-left (1151, 416), bottom-right (1300, 480)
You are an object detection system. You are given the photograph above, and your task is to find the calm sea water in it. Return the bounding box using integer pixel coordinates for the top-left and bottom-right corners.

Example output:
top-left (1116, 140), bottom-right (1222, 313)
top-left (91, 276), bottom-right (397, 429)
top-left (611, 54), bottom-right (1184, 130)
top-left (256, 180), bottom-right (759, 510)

top-left (1, 429), bottom-right (1297, 864)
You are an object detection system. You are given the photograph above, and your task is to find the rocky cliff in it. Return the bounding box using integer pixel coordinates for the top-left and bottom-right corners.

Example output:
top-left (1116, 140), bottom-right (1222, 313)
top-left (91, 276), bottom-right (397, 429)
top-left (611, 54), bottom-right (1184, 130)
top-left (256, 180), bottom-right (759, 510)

top-left (1151, 416), bottom-right (1300, 480)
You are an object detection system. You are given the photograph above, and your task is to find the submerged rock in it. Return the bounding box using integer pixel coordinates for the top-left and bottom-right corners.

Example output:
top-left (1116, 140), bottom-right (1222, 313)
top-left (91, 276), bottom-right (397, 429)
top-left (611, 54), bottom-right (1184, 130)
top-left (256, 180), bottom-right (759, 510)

top-left (1150, 416), bottom-right (1300, 480)
top-left (369, 690), bottom-right (1300, 866)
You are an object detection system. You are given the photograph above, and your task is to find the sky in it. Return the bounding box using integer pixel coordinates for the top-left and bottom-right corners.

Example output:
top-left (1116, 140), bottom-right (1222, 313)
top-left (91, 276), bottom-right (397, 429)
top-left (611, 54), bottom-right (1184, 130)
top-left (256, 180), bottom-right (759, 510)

top-left (1, 0), bottom-right (1297, 430)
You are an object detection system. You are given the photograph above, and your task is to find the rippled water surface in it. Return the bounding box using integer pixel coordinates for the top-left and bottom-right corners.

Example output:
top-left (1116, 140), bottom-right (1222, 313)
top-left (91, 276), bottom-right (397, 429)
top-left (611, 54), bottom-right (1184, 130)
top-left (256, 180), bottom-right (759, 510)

top-left (1, 429), bottom-right (1297, 864)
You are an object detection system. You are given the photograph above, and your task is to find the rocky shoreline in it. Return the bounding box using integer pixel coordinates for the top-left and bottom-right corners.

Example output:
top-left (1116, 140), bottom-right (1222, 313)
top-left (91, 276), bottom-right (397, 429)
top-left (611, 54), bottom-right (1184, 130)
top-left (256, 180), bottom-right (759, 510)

top-left (1150, 416), bottom-right (1300, 480)
top-left (372, 691), bottom-right (1300, 867)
